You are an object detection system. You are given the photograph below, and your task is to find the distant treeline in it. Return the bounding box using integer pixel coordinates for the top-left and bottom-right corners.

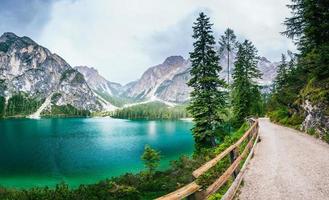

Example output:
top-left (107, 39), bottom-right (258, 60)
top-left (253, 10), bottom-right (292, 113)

top-left (111, 102), bottom-right (191, 120)
top-left (41, 104), bottom-right (91, 118)
top-left (0, 93), bottom-right (44, 118)
top-left (0, 92), bottom-right (90, 118)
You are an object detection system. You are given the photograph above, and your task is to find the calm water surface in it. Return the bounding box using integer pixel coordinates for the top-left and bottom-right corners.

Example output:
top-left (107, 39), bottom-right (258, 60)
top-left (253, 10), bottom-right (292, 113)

top-left (0, 117), bottom-right (194, 188)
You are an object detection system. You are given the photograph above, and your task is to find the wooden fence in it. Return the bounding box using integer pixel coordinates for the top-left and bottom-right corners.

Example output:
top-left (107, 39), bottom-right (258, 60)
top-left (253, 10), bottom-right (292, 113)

top-left (156, 119), bottom-right (259, 200)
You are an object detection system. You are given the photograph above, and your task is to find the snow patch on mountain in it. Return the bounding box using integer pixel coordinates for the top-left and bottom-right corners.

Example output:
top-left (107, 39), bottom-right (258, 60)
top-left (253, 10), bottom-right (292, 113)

top-left (28, 93), bottom-right (53, 119)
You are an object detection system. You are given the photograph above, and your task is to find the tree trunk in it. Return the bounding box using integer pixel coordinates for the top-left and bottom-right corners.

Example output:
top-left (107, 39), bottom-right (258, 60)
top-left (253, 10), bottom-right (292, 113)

top-left (210, 136), bottom-right (216, 147)
top-left (227, 48), bottom-right (230, 85)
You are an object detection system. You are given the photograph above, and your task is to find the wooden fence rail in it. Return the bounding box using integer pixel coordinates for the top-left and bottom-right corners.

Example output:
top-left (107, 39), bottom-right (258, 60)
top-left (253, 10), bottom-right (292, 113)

top-left (156, 119), bottom-right (259, 200)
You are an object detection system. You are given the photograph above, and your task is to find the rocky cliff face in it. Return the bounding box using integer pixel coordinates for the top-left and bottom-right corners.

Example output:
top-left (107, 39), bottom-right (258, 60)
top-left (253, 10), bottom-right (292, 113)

top-left (123, 56), bottom-right (191, 102)
top-left (301, 101), bottom-right (329, 142)
top-left (257, 57), bottom-right (279, 85)
top-left (0, 32), bottom-right (100, 117)
top-left (155, 68), bottom-right (192, 103)
top-left (75, 66), bottom-right (122, 96)
top-left (218, 50), bottom-right (278, 85)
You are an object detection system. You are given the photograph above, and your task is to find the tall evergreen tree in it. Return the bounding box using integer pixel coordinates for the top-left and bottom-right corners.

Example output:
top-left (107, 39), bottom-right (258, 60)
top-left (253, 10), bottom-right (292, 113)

top-left (232, 40), bottom-right (261, 125)
top-left (274, 54), bottom-right (288, 92)
top-left (141, 145), bottom-right (160, 174)
top-left (187, 12), bottom-right (227, 150)
top-left (219, 28), bottom-right (238, 85)
top-left (267, 0), bottom-right (328, 130)
top-left (283, 0), bottom-right (329, 78)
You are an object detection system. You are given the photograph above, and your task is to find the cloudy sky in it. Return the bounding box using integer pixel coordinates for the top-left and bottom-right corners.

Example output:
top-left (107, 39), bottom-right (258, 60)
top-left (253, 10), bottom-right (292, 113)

top-left (0, 0), bottom-right (296, 84)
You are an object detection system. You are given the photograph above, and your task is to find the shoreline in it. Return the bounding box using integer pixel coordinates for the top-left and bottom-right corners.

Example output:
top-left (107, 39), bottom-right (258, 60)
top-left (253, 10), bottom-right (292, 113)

top-left (180, 117), bottom-right (194, 121)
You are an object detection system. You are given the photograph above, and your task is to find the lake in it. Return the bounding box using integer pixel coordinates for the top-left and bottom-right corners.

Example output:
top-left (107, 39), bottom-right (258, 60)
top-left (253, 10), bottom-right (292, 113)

top-left (0, 117), bottom-right (194, 189)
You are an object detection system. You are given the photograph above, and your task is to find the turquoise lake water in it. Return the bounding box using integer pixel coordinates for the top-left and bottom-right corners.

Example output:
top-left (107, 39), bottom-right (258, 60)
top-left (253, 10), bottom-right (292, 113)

top-left (0, 117), bottom-right (194, 189)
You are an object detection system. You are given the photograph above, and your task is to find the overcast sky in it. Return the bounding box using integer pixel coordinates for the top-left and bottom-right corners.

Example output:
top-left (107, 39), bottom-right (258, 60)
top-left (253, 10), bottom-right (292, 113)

top-left (0, 0), bottom-right (296, 84)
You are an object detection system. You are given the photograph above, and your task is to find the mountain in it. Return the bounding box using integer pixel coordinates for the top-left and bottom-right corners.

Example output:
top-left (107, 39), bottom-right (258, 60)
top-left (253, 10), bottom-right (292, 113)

top-left (74, 66), bottom-right (136, 108)
top-left (0, 32), bottom-right (279, 118)
top-left (218, 49), bottom-right (278, 85)
top-left (75, 66), bottom-right (122, 96)
top-left (0, 32), bottom-right (101, 118)
top-left (123, 56), bottom-right (191, 103)
top-left (257, 57), bottom-right (279, 85)
top-left (121, 54), bottom-right (278, 104)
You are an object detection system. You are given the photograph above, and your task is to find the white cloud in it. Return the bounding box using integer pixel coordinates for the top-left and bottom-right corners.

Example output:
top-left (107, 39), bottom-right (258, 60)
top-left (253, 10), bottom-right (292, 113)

top-left (38, 0), bottom-right (296, 84)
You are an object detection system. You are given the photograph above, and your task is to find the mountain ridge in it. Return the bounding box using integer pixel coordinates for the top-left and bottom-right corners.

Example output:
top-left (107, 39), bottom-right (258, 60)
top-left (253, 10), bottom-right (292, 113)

top-left (78, 53), bottom-right (278, 106)
top-left (0, 32), bottom-right (279, 117)
top-left (0, 32), bottom-right (101, 118)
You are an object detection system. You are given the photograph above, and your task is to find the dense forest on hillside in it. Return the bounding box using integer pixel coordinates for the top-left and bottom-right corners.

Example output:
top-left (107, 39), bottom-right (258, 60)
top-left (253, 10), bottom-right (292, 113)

top-left (111, 102), bottom-right (190, 119)
top-left (0, 92), bottom-right (91, 118)
top-left (267, 0), bottom-right (329, 142)
top-left (41, 104), bottom-right (91, 117)
top-left (0, 92), bottom-right (45, 118)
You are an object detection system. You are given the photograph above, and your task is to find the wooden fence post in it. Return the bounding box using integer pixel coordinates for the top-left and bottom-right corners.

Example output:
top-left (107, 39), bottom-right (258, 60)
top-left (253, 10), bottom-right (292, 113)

top-left (187, 194), bottom-right (196, 200)
top-left (229, 148), bottom-right (239, 179)
top-left (156, 120), bottom-right (259, 200)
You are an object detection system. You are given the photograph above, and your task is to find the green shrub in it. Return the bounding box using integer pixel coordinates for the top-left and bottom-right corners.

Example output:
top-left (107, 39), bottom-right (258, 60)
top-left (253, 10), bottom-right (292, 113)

top-left (141, 145), bottom-right (161, 174)
top-left (268, 108), bottom-right (304, 128)
top-left (301, 78), bottom-right (329, 104)
top-left (268, 108), bottom-right (289, 123)
top-left (323, 132), bottom-right (329, 143)
top-left (307, 128), bottom-right (316, 136)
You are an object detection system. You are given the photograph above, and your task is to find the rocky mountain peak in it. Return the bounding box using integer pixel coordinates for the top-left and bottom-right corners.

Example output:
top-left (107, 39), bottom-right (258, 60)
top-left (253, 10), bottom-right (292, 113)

top-left (124, 56), bottom-right (190, 100)
top-left (163, 55), bottom-right (185, 66)
top-left (259, 57), bottom-right (270, 63)
top-left (121, 52), bottom-right (278, 104)
top-left (0, 32), bottom-right (19, 41)
top-left (0, 32), bottom-right (101, 117)
top-left (75, 65), bottom-right (122, 97)
top-left (0, 32), bottom-right (37, 52)
top-left (75, 66), bottom-right (99, 77)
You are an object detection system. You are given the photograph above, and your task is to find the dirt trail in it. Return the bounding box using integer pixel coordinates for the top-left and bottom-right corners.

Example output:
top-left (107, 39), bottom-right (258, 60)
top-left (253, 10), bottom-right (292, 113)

top-left (238, 118), bottom-right (329, 200)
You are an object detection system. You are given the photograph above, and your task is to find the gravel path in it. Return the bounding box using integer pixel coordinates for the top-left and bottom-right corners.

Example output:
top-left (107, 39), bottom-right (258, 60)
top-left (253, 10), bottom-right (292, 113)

top-left (238, 118), bottom-right (329, 200)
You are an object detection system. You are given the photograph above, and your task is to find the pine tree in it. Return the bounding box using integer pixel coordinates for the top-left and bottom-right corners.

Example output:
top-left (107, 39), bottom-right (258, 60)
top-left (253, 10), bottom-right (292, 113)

top-left (187, 12), bottom-right (227, 150)
top-left (266, 0), bottom-right (329, 128)
top-left (232, 40), bottom-right (261, 126)
top-left (219, 28), bottom-right (238, 85)
top-left (274, 54), bottom-right (288, 92)
top-left (283, 0), bottom-right (329, 79)
top-left (141, 145), bottom-right (160, 174)
top-left (269, 55), bottom-right (299, 111)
